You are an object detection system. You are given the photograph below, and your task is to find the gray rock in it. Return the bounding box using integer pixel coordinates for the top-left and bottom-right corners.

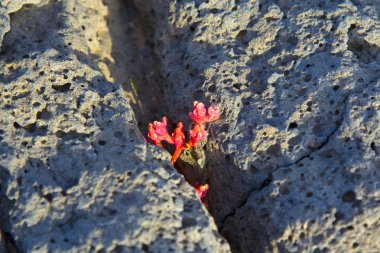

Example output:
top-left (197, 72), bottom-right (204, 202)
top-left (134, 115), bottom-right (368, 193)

top-left (0, 0), bottom-right (45, 50)
top-left (0, 0), bottom-right (229, 252)
top-left (2, 0), bottom-right (380, 252)
top-left (130, 0), bottom-right (380, 252)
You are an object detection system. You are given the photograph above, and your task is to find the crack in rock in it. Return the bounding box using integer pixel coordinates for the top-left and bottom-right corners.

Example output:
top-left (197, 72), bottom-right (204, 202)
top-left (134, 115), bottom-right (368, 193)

top-left (218, 93), bottom-right (353, 234)
top-left (219, 173), bottom-right (273, 232)
top-left (276, 93), bottom-right (351, 171)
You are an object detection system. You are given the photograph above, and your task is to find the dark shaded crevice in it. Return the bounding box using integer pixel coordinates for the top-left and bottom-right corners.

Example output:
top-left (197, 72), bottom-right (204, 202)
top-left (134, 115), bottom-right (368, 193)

top-left (103, 0), bottom-right (169, 131)
top-left (218, 173), bottom-right (273, 232)
top-left (174, 145), bottom-right (274, 252)
top-left (1, 231), bottom-right (19, 253)
top-left (104, 0), bottom-right (220, 200)
top-left (103, 1), bottom-right (237, 247)
top-left (174, 145), bottom-right (210, 186)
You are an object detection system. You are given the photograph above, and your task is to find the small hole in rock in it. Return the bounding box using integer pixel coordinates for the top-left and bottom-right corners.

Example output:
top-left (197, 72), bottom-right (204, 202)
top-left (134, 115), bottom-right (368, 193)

top-left (236, 30), bottom-right (247, 42)
top-left (44, 193), bottom-right (54, 202)
top-left (342, 190), bottom-right (356, 202)
top-left (288, 122), bottom-right (298, 129)
top-left (303, 74), bottom-right (312, 82)
top-left (13, 122), bottom-right (21, 129)
top-left (52, 83), bottom-right (71, 92)
top-left (208, 84), bottom-right (216, 92)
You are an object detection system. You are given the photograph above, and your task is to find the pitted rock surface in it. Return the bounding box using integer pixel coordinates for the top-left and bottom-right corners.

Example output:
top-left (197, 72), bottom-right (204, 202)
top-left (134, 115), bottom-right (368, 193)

top-left (1, 0), bottom-right (379, 252)
top-left (0, 1), bottom-right (229, 252)
top-left (130, 0), bottom-right (380, 252)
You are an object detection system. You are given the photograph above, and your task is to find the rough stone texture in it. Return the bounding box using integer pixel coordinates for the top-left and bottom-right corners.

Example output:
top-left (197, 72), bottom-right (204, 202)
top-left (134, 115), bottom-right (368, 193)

top-left (0, 0), bottom-right (46, 50)
top-left (130, 0), bottom-right (380, 252)
top-left (1, 0), bottom-right (380, 252)
top-left (0, 0), bottom-right (229, 252)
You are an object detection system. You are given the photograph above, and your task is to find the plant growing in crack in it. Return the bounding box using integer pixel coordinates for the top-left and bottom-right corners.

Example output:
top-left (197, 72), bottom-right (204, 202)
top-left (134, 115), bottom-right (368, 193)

top-left (147, 101), bottom-right (219, 204)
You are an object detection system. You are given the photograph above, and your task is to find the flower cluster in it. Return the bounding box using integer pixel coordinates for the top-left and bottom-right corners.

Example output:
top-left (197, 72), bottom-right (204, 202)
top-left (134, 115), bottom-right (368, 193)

top-left (147, 101), bottom-right (220, 164)
top-left (147, 101), bottom-right (220, 204)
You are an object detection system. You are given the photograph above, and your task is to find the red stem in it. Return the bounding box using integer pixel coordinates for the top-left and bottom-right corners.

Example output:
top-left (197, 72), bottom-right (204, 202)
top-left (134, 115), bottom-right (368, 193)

top-left (171, 147), bottom-right (183, 165)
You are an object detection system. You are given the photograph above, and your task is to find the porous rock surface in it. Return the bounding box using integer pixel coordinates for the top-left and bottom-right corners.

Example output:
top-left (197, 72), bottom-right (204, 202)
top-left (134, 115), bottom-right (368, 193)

top-left (0, 0), bottom-right (229, 252)
top-left (131, 0), bottom-right (380, 252)
top-left (1, 0), bottom-right (380, 252)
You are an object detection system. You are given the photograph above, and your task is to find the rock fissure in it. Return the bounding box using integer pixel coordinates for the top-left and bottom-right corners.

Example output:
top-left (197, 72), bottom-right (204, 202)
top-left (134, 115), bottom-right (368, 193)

top-left (277, 106), bottom-right (346, 171)
top-left (218, 173), bottom-right (273, 232)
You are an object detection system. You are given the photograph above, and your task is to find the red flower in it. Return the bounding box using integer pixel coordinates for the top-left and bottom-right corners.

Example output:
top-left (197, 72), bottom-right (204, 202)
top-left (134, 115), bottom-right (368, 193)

top-left (190, 101), bottom-right (220, 124)
top-left (189, 101), bottom-right (207, 124)
top-left (195, 183), bottom-right (210, 204)
top-left (171, 122), bottom-right (186, 164)
top-left (172, 122), bottom-right (185, 148)
top-left (206, 105), bottom-right (220, 122)
top-left (147, 117), bottom-right (174, 146)
top-left (189, 124), bottom-right (208, 147)
top-left (147, 101), bottom-right (219, 165)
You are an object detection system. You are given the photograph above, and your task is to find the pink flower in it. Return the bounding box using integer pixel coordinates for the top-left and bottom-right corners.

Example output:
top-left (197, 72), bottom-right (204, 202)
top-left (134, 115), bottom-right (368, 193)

top-left (147, 117), bottom-right (174, 145)
top-left (172, 122), bottom-right (185, 148)
top-left (207, 105), bottom-right (220, 122)
top-left (189, 124), bottom-right (208, 147)
top-left (189, 101), bottom-right (207, 124)
top-left (189, 101), bottom-right (220, 124)
top-left (195, 183), bottom-right (210, 205)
